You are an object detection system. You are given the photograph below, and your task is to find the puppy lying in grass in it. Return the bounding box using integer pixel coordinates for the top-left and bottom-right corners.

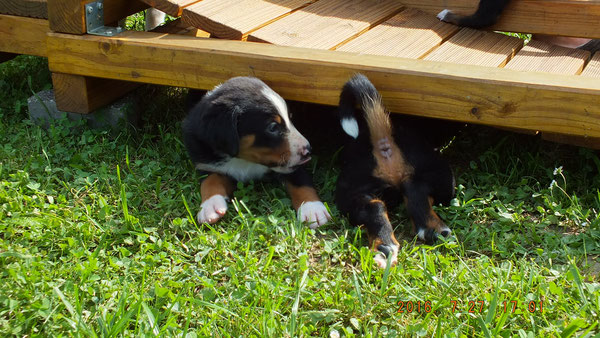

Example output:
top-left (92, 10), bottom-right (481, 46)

top-left (183, 77), bottom-right (331, 228)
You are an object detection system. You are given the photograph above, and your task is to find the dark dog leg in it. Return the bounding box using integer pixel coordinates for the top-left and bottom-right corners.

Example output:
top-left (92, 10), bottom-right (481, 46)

top-left (437, 0), bottom-right (511, 28)
top-left (403, 180), bottom-right (452, 244)
top-left (347, 195), bottom-right (400, 268)
top-left (285, 168), bottom-right (330, 229)
top-left (198, 173), bottom-right (235, 224)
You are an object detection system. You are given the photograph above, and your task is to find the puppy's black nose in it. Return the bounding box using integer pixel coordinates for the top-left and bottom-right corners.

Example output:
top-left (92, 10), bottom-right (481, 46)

top-left (301, 144), bottom-right (312, 158)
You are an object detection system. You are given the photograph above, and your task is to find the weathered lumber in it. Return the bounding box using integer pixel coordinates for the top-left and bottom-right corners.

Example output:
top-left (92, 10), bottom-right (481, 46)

top-left (505, 40), bottom-right (590, 75)
top-left (424, 28), bottom-right (522, 67)
top-left (0, 0), bottom-right (48, 19)
top-left (151, 17), bottom-right (210, 37)
top-left (581, 53), bottom-right (600, 78)
top-left (400, 0), bottom-right (600, 39)
top-left (47, 0), bottom-right (147, 34)
top-left (51, 73), bottom-right (139, 114)
top-left (247, 0), bottom-right (404, 49)
top-left (182, 0), bottom-right (313, 40)
top-left (137, 0), bottom-right (200, 17)
top-left (0, 14), bottom-right (49, 57)
top-left (336, 8), bottom-right (459, 59)
top-left (46, 31), bottom-right (600, 137)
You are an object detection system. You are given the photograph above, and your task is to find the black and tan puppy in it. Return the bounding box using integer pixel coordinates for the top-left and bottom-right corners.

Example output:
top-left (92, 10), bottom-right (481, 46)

top-left (183, 77), bottom-right (331, 228)
top-left (437, 0), bottom-right (510, 28)
top-left (335, 74), bottom-right (454, 268)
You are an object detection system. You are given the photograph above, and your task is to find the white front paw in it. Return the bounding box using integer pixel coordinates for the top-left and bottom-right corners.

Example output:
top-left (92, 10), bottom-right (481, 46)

top-left (373, 244), bottom-right (399, 269)
top-left (197, 195), bottom-right (228, 224)
top-left (297, 201), bottom-right (331, 229)
top-left (437, 9), bottom-right (452, 21)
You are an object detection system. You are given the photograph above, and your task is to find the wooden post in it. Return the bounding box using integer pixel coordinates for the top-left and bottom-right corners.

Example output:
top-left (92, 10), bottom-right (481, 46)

top-left (52, 73), bottom-right (139, 114)
top-left (47, 0), bottom-right (146, 113)
top-left (47, 0), bottom-right (147, 34)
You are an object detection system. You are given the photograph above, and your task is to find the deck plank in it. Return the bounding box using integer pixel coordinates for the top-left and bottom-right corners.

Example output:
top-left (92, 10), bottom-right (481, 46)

top-left (0, 0), bottom-right (47, 19)
top-left (581, 52), bottom-right (600, 78)
top-left (138, 0), bottom-right (200, 17)
top-left (400, 0), bottom-right (600, 39)
top-left (336, 8), bottom-right (459, 59)
top-left (247, 0), bottom-right (403, 50)
top-left (151, 17), bottom-right (210, 37)
top-left (424, 28), bottom-right (523, 67)
top-left (505, 40), bottom-right (591, 75)
top-left (182, 0), bottom-right (312, 40)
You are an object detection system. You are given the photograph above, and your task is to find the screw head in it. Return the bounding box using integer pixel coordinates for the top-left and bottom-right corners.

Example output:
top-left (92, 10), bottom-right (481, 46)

top-left (97, 2), bottom-right (103, 9)
top-left (87, 6), bottom-right (93, 14)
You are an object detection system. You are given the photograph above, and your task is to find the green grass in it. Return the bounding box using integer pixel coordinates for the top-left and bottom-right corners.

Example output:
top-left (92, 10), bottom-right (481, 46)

top-left (1, 55), bottom-right (599, 337)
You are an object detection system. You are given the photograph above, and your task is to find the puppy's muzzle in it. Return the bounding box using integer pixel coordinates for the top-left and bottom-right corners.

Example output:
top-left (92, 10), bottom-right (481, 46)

top-left (299, 144), bottom-right (312, 164)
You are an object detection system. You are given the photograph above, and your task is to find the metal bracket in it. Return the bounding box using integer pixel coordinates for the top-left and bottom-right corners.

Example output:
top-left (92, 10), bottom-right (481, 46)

top-left (85, 0), bottom-right (123, 36)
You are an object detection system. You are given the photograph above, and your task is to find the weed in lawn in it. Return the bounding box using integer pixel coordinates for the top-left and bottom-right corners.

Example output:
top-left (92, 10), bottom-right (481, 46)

top-left (0, 55), bottom-right (599, 336)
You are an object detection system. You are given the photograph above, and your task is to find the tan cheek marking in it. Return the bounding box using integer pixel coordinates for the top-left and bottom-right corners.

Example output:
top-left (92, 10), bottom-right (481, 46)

top-left (201, 173), bottom-right (235, 202)
top-left (286, 183), bottom-right (320, 210)
top-left (238, 134), bottom-right (291, 166)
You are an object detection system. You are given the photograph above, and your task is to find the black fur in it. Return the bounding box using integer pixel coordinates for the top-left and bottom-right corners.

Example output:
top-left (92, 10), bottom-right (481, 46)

top-left (182, 77), bottom-right (328, 226)
top-left (439, 0), bottom-right (511, 28)
top-left (335, 74), bottom-right (455, 260)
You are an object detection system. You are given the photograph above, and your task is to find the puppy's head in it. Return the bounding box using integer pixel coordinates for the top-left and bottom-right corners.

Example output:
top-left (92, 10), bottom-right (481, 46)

top-left (189, 77), bottom-right (311, 172)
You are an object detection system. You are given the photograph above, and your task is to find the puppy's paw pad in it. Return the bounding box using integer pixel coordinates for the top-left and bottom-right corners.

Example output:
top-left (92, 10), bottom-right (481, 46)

top-left (437, 9), bottom-right (452, 21)
top-left (298, 201), bottom-right (331, 229)
top-left (197, 195), bottom-right (228, 224)
top-left (373, 246), bottom-right (398, 269)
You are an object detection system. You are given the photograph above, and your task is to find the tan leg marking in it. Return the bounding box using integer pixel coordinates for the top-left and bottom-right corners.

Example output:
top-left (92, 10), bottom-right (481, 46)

top-left (286, 182), bottom-right (320, 210)
top-left (201, 173), bottom-right (235, 202)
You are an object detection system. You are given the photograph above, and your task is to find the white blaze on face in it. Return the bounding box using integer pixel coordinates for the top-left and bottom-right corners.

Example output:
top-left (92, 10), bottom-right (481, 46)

top-left (261, 86), bottom-right (310, 169)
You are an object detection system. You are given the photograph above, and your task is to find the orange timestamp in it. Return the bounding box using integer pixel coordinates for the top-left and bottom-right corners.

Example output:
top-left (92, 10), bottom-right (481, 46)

top-left (396, 300), bottom-right (544, 314)
top-left (449, 300), bottom-right (544, 313)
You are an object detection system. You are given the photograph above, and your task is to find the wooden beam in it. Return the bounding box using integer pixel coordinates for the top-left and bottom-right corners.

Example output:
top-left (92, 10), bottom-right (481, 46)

top-left (0, 15), bottom-right (49, 57)
top-left (47, 0), bottom-right (147, 34)
top-left (0, 0), bottom-right (48, 19)
top-left (151, 17), bottom-right (210, 37)
top-left (137, 0), bottom-right (200, 17)
top-left (46, 31), bottom-right (600, 137)
top-left (52, 73), bottom-right (139, 113)
top-left (400, 0), bottom-right (600, 39)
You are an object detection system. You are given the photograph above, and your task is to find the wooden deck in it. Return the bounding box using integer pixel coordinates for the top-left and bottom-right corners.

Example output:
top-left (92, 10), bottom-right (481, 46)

top-left (1, 0), bottom-right (599, 146)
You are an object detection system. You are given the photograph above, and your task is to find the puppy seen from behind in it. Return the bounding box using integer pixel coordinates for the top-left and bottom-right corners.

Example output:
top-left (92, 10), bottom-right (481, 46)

top-left (182, 77), bottom-right (331, 228)
top-left (335, 74), bottom-right (455, 269)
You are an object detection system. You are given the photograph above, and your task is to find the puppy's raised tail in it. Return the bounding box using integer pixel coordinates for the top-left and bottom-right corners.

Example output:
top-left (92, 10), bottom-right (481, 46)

top-left (338, 74), bottom-right (393, 146)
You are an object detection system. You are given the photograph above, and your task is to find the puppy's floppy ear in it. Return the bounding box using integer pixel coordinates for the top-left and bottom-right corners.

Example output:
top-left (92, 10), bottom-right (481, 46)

top-left (197, 102), bottom-right (240, 156)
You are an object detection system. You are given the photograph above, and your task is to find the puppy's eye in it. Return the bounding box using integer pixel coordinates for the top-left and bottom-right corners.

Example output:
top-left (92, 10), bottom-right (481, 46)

top-left (267, 122), bottom-right (279, 134)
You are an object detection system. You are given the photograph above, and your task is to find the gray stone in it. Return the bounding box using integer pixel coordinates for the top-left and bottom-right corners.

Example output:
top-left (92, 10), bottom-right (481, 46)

top-left (27, 89), bottom-right (137, 130)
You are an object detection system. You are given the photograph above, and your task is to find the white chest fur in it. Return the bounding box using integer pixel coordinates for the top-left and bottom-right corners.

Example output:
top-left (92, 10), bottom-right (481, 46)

top-left (196, 157), bottom-right (271, 182)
